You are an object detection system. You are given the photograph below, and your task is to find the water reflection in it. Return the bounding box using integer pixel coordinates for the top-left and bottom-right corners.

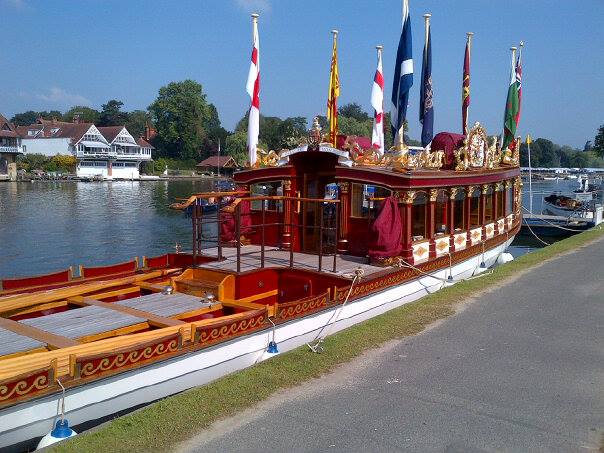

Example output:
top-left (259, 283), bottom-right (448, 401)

top-left (0, 180), bottom-right (213, 278)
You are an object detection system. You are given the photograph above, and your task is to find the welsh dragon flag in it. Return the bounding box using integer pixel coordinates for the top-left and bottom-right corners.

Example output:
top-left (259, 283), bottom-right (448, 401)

top-left (502, 53), bottom-right (519, 151)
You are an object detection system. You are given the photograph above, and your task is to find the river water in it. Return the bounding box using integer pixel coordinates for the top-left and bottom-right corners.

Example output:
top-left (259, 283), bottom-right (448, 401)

top-left (0, 177), bottom-right (588, 279)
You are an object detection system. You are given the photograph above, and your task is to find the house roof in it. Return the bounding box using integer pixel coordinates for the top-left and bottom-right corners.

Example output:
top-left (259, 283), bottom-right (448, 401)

top-left (97, 126), bottom-right (125, 143)
top-left (52, 123), bottom-right (95, 142)
top-left (0, 114), bottom-right (20, 138)
top-left (196, 156), bottom-right (237, 168)
top-left (136, 137), bottom-right (154, 148)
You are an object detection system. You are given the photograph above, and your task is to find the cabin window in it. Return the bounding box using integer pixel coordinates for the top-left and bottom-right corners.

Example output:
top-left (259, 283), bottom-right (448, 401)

top-left (495, 188), bottom-right (504, 219)
top-left (506, 183), bottom-right (513, 215)
top-left (351, 183), bottom-right (391, 218)
top-left (453, 189), bottom-right (465, 232)
top-left (434, 190), bottom-right (449, 236)
top-left (484, 186), bottom-right (494, 223)
top-left (470, 188), bottom-right (481, 227)
top-left (251, 181), bottom-right (283, 211)
top-left (412, 192), bottom-right (428, 240)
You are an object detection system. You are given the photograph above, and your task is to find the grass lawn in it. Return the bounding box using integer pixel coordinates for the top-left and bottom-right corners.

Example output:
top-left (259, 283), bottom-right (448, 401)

top-left (53, 226), bottom-right (604, 452)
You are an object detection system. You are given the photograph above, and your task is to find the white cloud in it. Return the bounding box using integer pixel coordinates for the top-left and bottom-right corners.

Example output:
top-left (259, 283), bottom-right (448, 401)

top-left (35, 87), bottom-right (92, 106)
top-left (235, 0), bottom-right (271, 14)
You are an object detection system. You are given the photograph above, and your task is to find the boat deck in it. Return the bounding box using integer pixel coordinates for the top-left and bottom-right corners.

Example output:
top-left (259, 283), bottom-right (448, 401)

top-left (2, 292), bottom-right (213, 356)
top-left (198, 245), bottom-right (385, 277)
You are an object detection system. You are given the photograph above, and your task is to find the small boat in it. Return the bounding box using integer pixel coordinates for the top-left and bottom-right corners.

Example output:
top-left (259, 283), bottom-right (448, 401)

top-left (542, 193), bottom-right (593, 219)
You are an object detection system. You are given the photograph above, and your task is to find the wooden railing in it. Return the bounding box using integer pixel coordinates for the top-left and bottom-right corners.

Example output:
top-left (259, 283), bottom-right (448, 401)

top-left (187, 194), bottom-right (341, 273)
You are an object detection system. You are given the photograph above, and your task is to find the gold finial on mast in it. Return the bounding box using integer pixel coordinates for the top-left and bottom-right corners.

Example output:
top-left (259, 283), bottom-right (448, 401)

top-left (423, 14), bottom-right (431, 45)
top-left (510, 45), bottom-right (517, 66)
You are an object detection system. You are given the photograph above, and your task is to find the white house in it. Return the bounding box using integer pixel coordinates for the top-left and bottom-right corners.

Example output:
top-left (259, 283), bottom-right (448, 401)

top-left (97, 126), bottom-right (152, 179)
top-left (0, 114), bottom-right (25, 181)
top-left (19, 119), bottom-right (153, 179)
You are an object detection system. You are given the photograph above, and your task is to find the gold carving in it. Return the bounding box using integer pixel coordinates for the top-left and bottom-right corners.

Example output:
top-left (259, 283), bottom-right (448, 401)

top-left (429, 188), bottom-right (438, 202)
top-left (454, 122), bottom-right (489, 170)
top-left (481, 184), bottom-right (490, 195)
top-left (338, 181), bottom-right (350, 194)
top-left (466, 185), bottom-right (476, 195)
top-left (80, 339), bottom-right (179, 377)
top-left (501, 136), bottom-right (521, 166)
top-left (402, 190), bottom-right (416, 204)
top-left (450, 187), bottom-right (459, 200)
top-left (495, 182), bottom-right (503, 191)
top-left (282, 179), bottom-right (291, 191)
top-left (255, 148), bottom-right (279, 167)
top-left (0, 374), bottom-right (49, 402)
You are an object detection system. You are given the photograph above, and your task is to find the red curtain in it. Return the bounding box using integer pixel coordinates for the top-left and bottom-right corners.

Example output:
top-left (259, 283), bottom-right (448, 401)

top-left (368, 196), bottom-right (403, 259)
top-left (220, 200), bottom-right (253, 242)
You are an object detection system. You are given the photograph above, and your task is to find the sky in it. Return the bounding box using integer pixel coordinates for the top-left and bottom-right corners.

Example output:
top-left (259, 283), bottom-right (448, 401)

top-left (1, 0), bottom-right (603, 148)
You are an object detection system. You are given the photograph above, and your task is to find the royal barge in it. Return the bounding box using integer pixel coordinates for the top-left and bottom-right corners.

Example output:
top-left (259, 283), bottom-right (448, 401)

top-left (0, 120), bottom-right (521, 450)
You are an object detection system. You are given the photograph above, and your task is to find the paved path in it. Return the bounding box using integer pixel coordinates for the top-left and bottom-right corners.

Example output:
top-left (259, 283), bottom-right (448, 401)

top-left (182, 238), bottom-right (604, 453)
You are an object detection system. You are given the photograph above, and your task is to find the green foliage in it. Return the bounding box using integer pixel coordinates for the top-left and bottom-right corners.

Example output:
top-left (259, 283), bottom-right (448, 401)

top-left (98, 100), bottom-right (128, 126)
top-left (17, 153), bottom-right (76, 173)
top-left (339, 102), bottom-right (370, 122)
top-left (520, 137), bottom-right (604, 168)
top-left (225, 131), bottom-right (249, 166)
top-left (149, 80), bottom-right (221, 160)
top-left (152, 157), bottom-right (198, 173)
top-left (125, 110), bottom-right (151, 138)
top-left (235, 112), bottom-right (306, 151)
top-left (63, 106), bottom-right (100, 123)
top-left (10, 110), bottom-right (63, 126)
top-left (594, 124), bottom-right (604, 158)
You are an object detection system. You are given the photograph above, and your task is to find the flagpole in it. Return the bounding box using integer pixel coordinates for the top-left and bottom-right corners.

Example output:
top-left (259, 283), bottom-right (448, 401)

top-left (424, 14), bottom-right (431, 46)
top-left (501, 46), bottom-right (517, 148)
top-left (527, 136), bottom-right (533, 213)
top-left (376, 44), bottom-right (384, 152)
top-left (464, 32), bottom-right (473, 134)
top-left (217, 139), bottom-right (221, 178)
top-left (329, 29), bottom-right (339, 147)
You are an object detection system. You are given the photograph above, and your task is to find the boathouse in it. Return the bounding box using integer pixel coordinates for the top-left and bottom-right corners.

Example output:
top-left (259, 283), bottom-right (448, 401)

top-left (0, 114), bottom-right (24, 181)
top-left (19, 119), bottom-right (153, 179)
top-left (196, 155), bottom-right (238, 176)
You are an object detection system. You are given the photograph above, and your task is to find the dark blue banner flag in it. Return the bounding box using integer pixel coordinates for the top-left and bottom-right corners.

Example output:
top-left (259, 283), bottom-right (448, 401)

top-left (390, 0), bottom-right (413, 143)
top-left (420, 21), bottom-right (433, 147)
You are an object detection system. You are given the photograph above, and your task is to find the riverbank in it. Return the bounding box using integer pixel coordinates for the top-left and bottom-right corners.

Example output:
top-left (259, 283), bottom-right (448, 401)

top-left (52, 225), bottom-right (604, 453)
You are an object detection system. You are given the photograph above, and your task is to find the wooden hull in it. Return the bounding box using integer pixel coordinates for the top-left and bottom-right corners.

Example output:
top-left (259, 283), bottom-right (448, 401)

top-left (0, 235), bottom-right (514, 450)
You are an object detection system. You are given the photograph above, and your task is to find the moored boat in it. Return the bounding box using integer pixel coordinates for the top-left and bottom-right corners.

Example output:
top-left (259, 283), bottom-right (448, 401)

top-left (0, 5), bottom-right (525, 450)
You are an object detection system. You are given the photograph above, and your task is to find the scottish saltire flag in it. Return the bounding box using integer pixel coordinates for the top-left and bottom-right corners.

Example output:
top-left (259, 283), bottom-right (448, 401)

top-left (390, 0), bottom-right (413, 143)
top-left (371, 47), bottom-right (385, 154)
top-left (419, 19), bottom-right (433, 147)
top-left (502, 50), bottom-right (519, 151)
top-left (246, 14), bottom-right (260, 167)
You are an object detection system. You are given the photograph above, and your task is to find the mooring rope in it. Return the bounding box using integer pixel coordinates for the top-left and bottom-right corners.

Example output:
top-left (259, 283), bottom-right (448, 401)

top-left (307, 267), bottom-right (364, 353)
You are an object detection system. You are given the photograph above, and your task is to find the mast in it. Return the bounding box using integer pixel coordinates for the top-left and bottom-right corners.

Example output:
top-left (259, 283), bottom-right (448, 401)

top-left (217, 139), bottom-right (221, 178)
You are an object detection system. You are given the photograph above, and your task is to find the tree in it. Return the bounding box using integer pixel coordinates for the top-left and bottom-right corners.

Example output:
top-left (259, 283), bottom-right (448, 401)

top-left (225, 131), bottom-right (249, 166)
top-left (149, 80), bottom-right (221, 160)
top-left (98, 99), bottom-right (128, 126)
top-left (10, 111), bottom-right (39, 126)
top-left (339, 102), bottom-right (370, 122)
top-left (10, 110), bottom-right (63, 126)
top-left (63, 106), bottom-right (100, 123)
top-left (594, 124), bottom-right (604, 158)
top-left (125, 110), bottom-right (151, 138)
